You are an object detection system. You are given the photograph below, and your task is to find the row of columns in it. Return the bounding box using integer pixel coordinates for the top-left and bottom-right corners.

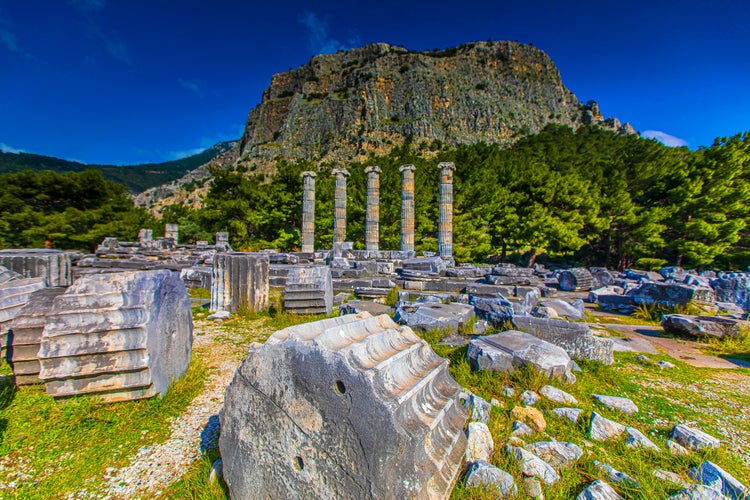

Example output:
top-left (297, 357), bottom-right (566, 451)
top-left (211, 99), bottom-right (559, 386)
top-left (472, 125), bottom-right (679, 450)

top-left (300, 162), bottom-right (455, 257)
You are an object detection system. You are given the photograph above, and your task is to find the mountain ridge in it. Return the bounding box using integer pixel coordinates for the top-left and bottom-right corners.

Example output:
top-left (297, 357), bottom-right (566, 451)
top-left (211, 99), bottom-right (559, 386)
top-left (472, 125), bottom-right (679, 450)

top-left (0, 141), bottom-right (237, 193)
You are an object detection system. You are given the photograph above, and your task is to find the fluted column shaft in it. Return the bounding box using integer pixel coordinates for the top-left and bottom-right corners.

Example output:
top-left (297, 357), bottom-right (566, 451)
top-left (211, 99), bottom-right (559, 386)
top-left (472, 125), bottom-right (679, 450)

top-left (437, 162), bottom-right (455, 258)
top-left (400, 164), bottom-right (416, 253)
top-left (300, 171), bottom-right (317, 253)
top-left (332, 168), bottom-right (350, 247)
top-left (364, 165), bottom-right (381, 253)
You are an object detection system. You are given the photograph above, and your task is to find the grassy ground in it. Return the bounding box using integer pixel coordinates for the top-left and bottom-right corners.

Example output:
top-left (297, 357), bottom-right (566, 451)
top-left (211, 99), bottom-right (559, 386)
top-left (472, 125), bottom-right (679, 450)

top-left (0, 357), bottom-right (207, 498)
top-left (431, 337), bottom-right (750, 499)
top-left (2, 299), bottom-right (748, 499)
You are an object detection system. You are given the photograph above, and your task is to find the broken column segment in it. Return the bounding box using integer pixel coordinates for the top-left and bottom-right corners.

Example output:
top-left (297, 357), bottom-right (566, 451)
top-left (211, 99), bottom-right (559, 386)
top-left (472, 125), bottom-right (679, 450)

top-left (210, 252), bottom-right (270, 313)
top-left (400, 164), bottom-right (416, 254)
top-left (0, 249), bottom-right (73, 287)
top-left (0, 277), bottom-right (47, 359)
top-left (558, 268), bottom-right (594, 291)
top-left (437, 162), bottom-right (455, 259)
top-left (219, 312), bottom-right (468, 499)
top-left (300, 171), bottom-right (317, 253)
top-left (38, 270), bottom-right (193, 402)
top-left (283, 266), bottom-right (333, 314)
top-left (364, 165), bottom-right (381, 254)
top-left (138, 229), bottom-right (154, 248)
top-left (165, 224), bottom-right (179, 243)
top-left (215, 232), bottom-right (231, 252)
top-left (332, 168), bottom-right (350, 249)
top-left (7, 287), bottom-right (67, 385)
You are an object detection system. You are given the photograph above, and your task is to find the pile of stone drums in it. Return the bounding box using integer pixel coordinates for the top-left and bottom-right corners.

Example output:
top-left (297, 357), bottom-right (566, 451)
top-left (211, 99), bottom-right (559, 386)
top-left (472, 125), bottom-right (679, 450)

top-left (0, 249), bottom-right (194, 402)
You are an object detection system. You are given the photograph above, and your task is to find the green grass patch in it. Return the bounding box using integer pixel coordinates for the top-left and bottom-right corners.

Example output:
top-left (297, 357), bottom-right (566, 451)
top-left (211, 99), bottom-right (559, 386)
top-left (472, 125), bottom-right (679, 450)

top-left (699, 328), bottom-right (750, 363)
top-left (188, 287), bottom-right (211, 299)
top-left (0, 356), bottom-right (208, 498)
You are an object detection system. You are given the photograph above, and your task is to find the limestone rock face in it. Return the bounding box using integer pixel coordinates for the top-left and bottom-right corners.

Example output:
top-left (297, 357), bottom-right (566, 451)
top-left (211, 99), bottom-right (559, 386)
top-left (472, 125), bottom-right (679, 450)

top-left (0, 249), bottom-right (73, 287)
top-left (237, 41), bottom-right (633, 169)
top-left (7, 287), bottom-right (67, 385)
top-left (219, 313), bottom-right (467, 499)
top-left (38, 270), bottom-right (193, 402)
top-left (468, 330), bottom-right (577, 383)
top-left (210, 252), bottom-right (269, 313)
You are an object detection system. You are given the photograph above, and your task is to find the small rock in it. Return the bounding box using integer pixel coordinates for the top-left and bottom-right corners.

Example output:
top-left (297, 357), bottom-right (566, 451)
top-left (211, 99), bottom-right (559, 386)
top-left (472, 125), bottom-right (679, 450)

top-left (207, 310), bottom-right (231, 320)
top-left (512, 420), bottom-right (534, 438)
top-left (658, 361), bottom-right (676, 369)
top-left (552, 407), bottom-right (583, 423)
top-left (634, 354), bottom-right (653, 364)
top-left (511, 406), bottom-right (547, 432)
top-left (670, 424), bottom-right (721, 451)
top-left (594, 461), bottom-right (639, 488)
top-left (490, 398), bottom-right (503, 408)
top-left (524, 477), bottom-right (545, 500)
top-left (466, 422), bottom-right (494, 464)
top-left (576, 480), bottom-right (624, 500)
top-left (590, 411), bottom-right (626, 441)
top-left (522, 390), bottom-right (541, 406)
top-left (503, 386), bottom-right (516, 397)
top-left (669, 484), bottom-right (727, 500)
top-left (625, 427), bottom-right (660, 451)
top-left (688, 460), bottom-right (748, 499)
top-left (465, 460), bottom-right (517, 497)
top-left (506, 445), bottom-right (560, 485)
top-left (208, 459), bottom-right (223, 484)
top-left (593, 395), bottom-right (639, 415)
top-left (654, 469), bottom-right (690, 488)
top-left (539, 385), bottom-right (578, 405)
top-left (473, 320), bottom-right (489, 334)
top-left (667, 439), bottom-right (691, 456)
top-left (525, 441), bottom-right (583, 468)
top-left (465, 394), bottom-right (492, 424)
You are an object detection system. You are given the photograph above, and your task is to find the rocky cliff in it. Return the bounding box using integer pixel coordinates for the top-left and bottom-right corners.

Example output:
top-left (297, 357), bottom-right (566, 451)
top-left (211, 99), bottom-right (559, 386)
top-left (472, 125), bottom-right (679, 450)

top-left (238, 41), bottom-right (633, 166)
top-left (141, 40), bottom-right (634, 214)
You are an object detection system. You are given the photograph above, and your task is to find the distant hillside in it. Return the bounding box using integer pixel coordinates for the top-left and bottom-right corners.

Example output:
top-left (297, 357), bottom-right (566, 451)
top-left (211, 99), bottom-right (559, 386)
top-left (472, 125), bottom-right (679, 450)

top-left (0, 141), bottom-right (237, 193)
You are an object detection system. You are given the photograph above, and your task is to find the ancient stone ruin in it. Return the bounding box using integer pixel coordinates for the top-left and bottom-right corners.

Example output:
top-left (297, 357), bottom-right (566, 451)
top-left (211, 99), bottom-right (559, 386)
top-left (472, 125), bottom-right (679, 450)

top-left (210, 252), bottom-right (269, 313)
top-left (38, 270), bottom-right (193, 402)
top-left (220, 312), bottom-right (467, 499)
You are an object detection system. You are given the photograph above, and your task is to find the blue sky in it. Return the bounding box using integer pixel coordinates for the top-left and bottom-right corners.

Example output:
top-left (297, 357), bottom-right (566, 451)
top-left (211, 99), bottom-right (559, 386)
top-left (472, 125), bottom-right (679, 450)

top-left (1, 0), bottom-right (748, 164)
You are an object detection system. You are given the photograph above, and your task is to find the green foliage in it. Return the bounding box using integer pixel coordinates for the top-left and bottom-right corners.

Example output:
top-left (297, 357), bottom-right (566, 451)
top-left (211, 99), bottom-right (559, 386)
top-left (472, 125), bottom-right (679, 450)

top-left (0, 169), bottom-right (159, 251)
top-left (634, 257), bottom-right (669, 270)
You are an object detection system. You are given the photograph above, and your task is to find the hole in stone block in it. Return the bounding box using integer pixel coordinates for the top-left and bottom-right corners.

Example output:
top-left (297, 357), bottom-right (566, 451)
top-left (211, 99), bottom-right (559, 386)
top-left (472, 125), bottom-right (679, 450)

top-left (334, 380), bottom-right (346, 395)
top-left (294, 455), bottom-right (304, 471)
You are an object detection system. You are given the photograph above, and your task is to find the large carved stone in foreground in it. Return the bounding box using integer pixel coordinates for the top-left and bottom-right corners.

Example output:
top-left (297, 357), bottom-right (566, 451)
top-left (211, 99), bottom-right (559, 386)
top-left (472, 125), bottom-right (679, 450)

top-left (210, 252), bottom-right (269, 313)
top-left (0, 249), bottom-right (73, 287)
top-left (38, 270), bottom-right (193, 402)
top-left (220, 313), bottom-right (467, 499)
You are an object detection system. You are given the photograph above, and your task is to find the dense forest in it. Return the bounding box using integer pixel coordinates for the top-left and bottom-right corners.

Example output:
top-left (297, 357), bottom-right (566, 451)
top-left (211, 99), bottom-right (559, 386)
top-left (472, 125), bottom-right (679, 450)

top-left (2, 125), bottom-right (749, 270)
top-left (0, 170), bottom-right (159, 250)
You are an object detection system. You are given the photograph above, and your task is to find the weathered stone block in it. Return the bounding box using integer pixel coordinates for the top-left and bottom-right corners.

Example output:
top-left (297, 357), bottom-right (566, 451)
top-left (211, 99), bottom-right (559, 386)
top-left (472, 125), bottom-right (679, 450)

top-left (468, 330), bottom-right (576, 383)
top-left (628, 282), bottom-right (715, 307)
top-left (558, 268), bottom-right (594, 291)
top-left (6, 287), bottom-right (67, 385)
top-left (211, 252), bottom-right (269, 313)
top-left (711, 275), bottom-right (750, 312)
top-left (402, 302), bottom-right (475, 334)
top-left (662, 314), bottom-right (749, 339)
top-left (284, 266), bottom-right (333, 314)
top-left (220, 313), bottom-right (467, 499)
top-left (512, 316), bottom-right (614, 364)
top-left (0, 249), bottom-right (73, 287)
top-left (38, 270), bottom-right (193, 402)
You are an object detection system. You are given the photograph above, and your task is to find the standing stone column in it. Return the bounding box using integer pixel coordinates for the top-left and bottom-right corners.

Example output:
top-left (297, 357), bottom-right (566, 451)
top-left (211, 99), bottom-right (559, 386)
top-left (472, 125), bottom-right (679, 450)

top-left (300, 171), bottom-right (317, 253)
top-left (437, 162), bottom-right (455, 258)
top-left (399, 164), bottom-right (416, 253)
top-left (165, 224), bottom-right (179, 243)
top-left (332, 168), bottom-right (350, 248)
top-left (364, 165), bottom-right (382, 254)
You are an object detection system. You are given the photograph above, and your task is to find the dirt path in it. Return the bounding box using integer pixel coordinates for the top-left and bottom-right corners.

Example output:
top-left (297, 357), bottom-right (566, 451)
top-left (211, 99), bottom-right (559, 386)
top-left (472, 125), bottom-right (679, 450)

top-left (97, 317), bottom-right (268, 499)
